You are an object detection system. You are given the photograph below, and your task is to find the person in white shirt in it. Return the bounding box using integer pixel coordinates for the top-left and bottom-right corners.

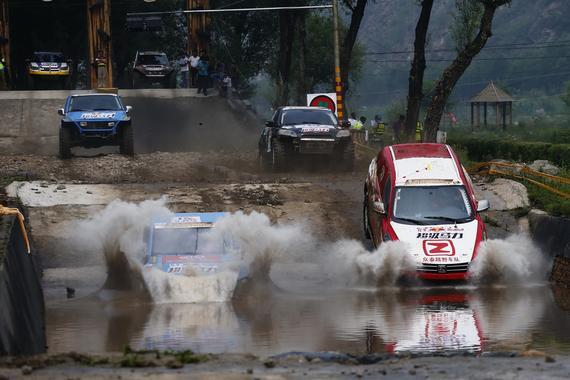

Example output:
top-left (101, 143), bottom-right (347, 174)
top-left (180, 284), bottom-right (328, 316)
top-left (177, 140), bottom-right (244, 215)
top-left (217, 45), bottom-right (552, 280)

top-left (189, 52), bottom-right (200, 87)
top-left (179, 55), bottom-right (189, 88)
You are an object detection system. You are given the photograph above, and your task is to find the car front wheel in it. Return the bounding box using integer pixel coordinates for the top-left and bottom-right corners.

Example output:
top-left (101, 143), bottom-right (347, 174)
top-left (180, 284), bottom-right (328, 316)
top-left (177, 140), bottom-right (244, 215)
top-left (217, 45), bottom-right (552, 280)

top-left (119, 124), bottom-right (135, 156)
top-left (59, 127), bottom-right (72, 159)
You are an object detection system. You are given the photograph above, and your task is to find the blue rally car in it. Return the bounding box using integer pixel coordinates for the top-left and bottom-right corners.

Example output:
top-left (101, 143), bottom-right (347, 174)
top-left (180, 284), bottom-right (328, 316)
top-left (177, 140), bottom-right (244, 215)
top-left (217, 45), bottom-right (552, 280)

top-left (144, 212), bottom-right (249, 280)
top-left (57, 93), bottom-right (134, 158)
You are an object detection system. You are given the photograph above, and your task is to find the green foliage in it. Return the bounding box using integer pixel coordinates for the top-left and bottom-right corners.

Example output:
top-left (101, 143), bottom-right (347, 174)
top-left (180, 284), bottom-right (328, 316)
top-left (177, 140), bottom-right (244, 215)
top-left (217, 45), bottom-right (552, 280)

top-left (525, 182), bottom-right (570, 217)
top-left (450, 0), bottom-right (484, 52)
top-left (449, 137), bottom-right (570, 168)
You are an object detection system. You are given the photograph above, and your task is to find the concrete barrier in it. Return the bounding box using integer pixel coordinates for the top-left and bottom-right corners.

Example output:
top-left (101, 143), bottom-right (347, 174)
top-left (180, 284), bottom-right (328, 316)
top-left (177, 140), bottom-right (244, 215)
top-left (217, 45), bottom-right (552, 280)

top-left (0, 89), bottom-right (261, 155)
top-left (0, 213), bottom-right (45, 355)
top-left (528, 209), bottom-right (570, 287)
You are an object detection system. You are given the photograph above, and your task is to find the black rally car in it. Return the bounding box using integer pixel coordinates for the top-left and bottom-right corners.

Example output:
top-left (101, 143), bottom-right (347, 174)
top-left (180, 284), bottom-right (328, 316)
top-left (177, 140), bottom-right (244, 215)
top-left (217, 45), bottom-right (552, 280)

top-left (258, 106), bottom-right (354, 171)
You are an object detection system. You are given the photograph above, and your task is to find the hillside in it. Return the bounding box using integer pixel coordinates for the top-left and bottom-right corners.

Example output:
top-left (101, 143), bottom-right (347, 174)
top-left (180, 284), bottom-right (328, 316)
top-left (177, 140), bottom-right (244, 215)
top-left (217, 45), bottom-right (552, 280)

top-left (351, 0), bottom-right (570, 120)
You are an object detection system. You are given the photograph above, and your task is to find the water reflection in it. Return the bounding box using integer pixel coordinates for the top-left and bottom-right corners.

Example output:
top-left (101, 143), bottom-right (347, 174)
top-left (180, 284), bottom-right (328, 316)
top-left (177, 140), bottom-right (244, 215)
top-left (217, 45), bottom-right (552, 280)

top-left (46, 285), bottom-right (570, 355)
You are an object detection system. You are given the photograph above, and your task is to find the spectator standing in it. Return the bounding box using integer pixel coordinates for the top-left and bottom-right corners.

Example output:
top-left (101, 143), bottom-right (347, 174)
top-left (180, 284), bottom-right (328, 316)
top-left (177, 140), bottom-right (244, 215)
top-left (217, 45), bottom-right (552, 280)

top-left (196, 55), bottom-right (209, 96)
top-left (179, 54), bottom-right (189, 88)
top-left (348, 112), bottom-right (358, 128)
top-left (189, 51), bottom-right (200, 87)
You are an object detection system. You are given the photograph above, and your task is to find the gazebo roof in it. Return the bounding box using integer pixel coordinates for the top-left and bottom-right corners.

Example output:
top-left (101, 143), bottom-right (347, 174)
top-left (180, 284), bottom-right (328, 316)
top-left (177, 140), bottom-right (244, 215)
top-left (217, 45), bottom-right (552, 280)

top-left (470, 81), bottom-right (514, 103)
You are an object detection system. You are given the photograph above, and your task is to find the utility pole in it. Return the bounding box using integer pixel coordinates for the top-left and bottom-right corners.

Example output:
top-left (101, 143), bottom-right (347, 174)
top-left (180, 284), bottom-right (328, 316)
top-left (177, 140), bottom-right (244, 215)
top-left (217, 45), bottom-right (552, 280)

top-left (332, 0), bottom-right (343, 120)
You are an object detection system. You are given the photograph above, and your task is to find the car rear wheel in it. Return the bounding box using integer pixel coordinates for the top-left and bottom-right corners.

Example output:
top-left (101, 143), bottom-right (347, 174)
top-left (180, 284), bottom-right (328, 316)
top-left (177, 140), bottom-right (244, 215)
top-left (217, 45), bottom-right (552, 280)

top-left (59, 127), bottom-right (72, 159)
top-left (119, 124), bottom-right (135, 156)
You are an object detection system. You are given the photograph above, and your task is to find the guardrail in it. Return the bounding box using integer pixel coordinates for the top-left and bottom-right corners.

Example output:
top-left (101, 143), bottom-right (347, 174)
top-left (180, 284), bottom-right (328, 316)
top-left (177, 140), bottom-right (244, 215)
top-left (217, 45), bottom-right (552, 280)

top-left (0, 205), bottom-right (31, 254)
top-left (468, 161), bottom-right (570, 199)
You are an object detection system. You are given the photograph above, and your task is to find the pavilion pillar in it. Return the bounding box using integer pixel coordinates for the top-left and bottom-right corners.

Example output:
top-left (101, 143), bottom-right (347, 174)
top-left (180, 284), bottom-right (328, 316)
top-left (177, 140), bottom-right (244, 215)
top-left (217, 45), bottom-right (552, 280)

top-left (484, 102), bottom-right (487, 126)
top-left (496, 102), bottom-right (500, 127)
top-left (476, 102), bottom-right (480, 127)
top-left (87, 0), bottom-right (113, 89)
top-left (509, 102), bottom-right (513, 126)
top-left (0, 0), bottom-right (9, 88)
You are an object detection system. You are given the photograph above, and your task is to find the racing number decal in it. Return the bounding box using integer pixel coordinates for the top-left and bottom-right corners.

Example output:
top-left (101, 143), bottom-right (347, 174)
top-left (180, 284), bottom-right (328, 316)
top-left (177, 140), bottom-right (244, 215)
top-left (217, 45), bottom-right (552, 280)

top-left (423, 240), bottom-right (456, 256)
top-left (167, 264), bottom-right (184, 273)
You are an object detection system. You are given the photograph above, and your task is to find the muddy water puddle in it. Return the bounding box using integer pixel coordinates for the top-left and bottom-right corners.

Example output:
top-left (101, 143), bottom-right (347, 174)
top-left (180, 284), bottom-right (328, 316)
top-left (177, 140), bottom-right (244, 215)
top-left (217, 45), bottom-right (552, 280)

top-left (46, 279), bottom-right (570, 356)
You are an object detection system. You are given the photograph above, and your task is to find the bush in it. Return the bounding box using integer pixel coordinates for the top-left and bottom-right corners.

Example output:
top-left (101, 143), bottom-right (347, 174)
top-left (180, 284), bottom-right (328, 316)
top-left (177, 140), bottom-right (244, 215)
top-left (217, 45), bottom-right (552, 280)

top-left (449, 137), bottom-right (570, 168)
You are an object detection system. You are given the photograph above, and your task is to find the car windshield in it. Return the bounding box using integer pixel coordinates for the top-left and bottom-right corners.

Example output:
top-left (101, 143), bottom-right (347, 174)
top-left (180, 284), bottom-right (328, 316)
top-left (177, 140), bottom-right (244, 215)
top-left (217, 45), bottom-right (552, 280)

top-left (137, 54), bottom-right (169, 65)
top-left (281, 109), bottom-right (337, 126)
top-left (151, 227), bottom-right (225, 256)
top-left (392, 185), bottom-right (473, 224)
top-left (32, 53), bottom-right (65, 62)
top-left (68, 95), bottom-right (122, 112)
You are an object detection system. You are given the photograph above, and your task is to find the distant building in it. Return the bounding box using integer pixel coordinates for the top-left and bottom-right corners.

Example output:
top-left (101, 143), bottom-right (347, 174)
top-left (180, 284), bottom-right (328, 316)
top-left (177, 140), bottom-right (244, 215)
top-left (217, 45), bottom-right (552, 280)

top-left (469, 81), bottom-right (513, 130)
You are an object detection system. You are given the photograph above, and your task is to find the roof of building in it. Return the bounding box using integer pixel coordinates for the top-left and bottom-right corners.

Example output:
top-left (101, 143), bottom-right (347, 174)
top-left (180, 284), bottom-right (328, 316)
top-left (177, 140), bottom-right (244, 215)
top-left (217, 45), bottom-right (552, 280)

top-left (470, 81), bottom-right (514, 103)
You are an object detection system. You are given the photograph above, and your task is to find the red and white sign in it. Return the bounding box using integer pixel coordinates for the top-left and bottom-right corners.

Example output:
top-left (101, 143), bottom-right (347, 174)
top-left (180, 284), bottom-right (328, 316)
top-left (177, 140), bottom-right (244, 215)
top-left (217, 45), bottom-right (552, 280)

top-left (307, 93), bottom-right (338, 116)
top-left (423, 240), bottom-right (456, 256)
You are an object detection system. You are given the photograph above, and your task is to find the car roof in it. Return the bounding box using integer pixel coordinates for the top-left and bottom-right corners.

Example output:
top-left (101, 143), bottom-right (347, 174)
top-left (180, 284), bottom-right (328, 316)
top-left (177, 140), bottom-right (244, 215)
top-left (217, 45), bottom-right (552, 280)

top-left (33, 51), bottom-right (64, 55)
top-left (388, 144), bottom-right (463, 186)
top-left (138, 51), bottom-right (167, 55)
top-left (280, 106), bottom-right (331, 111)
top-left (152, 212), bottom-right (229, 225)
top-left (69, 93), bottom-right (120, 98)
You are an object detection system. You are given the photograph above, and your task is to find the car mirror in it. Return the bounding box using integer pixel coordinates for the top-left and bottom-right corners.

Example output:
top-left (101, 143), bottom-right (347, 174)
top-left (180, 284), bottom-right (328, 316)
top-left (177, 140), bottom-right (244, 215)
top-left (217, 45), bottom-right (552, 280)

top-left (372, 200), bottom-right (386, 215)
top-left (125, 105), bottom-right (133, 113)
top-left (477, 199), bottom-right (490, 212)
top-left (57, 108), bottom-right (65, 116)
top-left (341, 120), bottom-right (351, 129)
top-left (265, 120), bottom-right (275, 128)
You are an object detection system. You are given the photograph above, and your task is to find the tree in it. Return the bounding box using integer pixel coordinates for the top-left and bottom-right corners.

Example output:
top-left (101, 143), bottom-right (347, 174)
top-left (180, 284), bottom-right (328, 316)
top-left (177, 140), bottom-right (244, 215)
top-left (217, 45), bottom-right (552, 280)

top-left (340, 0), bottom-right (370, 114)
top-left (422, 0), bottom-right (511, 142)
top-left (404, 0), bottom-right (434, 142)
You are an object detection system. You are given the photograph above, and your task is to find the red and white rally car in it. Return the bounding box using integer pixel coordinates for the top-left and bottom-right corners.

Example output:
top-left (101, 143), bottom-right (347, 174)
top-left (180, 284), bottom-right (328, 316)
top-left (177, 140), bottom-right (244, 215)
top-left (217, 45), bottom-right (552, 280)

top-left (363, 143), bottom-right (490, 280)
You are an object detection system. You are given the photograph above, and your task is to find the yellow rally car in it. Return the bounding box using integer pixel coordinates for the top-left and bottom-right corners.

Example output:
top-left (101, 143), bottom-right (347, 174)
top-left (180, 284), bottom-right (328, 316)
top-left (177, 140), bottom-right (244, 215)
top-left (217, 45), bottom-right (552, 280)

top-left (27, 51), bottom-right (71, 89)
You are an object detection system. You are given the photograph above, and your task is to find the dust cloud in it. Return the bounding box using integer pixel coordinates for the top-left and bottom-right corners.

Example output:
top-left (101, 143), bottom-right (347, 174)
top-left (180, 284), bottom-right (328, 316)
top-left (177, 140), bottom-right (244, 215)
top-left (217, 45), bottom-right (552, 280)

top-left (468, 234), bottom-right (548, 284)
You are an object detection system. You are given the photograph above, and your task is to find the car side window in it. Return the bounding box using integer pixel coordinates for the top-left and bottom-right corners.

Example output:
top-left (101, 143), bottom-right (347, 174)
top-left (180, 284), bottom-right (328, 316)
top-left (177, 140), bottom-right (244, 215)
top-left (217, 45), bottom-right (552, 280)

top-left (273, 110), bottom-right (280, 125)
top-left (383, 175), bottom-right (391, 210)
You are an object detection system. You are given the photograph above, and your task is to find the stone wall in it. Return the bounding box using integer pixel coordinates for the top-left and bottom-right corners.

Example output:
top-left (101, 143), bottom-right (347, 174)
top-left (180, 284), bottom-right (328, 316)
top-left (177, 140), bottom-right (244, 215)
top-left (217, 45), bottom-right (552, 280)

top-left (528, 210), bottom-right (570, 287)
top-left (0, 214), bottom-right (45, 355)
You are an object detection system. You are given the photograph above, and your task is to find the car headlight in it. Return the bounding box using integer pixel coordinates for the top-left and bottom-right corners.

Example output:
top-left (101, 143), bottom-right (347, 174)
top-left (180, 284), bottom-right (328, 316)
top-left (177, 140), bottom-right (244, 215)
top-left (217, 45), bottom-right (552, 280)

top-left (337, 129), bottom-right (351, 138)
top-left (108, 122), bottom-right (115, 127)
top-left (278, 129), bottom-right (298, 137)
top-left (30, 62), bottom-right (39, 69)
top-left (79, 121), bottom-right (88, 127)
top-left (61, 63), bottom-right (68, 69)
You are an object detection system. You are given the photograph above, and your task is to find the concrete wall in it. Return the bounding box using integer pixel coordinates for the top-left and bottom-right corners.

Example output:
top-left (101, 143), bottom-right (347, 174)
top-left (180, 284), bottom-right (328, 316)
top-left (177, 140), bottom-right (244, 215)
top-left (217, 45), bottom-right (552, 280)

top-left (529, 210), bottom-right (570, 287)
top-left (0, 89), bottom-right (261, 155)
top-left (0, 214), bottom-right (46, 355)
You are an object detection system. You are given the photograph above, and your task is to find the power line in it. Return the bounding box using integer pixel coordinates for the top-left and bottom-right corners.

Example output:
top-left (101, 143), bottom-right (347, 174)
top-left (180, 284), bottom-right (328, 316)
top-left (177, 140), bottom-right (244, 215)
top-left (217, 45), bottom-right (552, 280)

top-left (364, 40), bottom-right (570, 56)
top-left (368, 55), bottom-right (570, 63)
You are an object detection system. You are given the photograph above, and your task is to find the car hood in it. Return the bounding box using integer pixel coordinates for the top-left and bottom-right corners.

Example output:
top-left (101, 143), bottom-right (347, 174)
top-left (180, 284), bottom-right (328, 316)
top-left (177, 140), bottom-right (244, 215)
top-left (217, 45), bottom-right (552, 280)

top-left (390, 220), bottom-right (478, 266)
top-left (146, 254), bottom-right (244, 276)
top-left (66, 110), bottom-right (126, 122)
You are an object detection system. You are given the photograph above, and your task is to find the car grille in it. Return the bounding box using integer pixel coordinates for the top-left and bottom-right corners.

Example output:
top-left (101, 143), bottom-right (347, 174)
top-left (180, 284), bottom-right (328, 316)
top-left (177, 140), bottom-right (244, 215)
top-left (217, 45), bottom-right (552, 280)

top-left (417, 263), bottom-right (469, 273)
top-left (299, 139), bottom-right (335, 154)
top-left (78, 121), bottom-right (115, 130)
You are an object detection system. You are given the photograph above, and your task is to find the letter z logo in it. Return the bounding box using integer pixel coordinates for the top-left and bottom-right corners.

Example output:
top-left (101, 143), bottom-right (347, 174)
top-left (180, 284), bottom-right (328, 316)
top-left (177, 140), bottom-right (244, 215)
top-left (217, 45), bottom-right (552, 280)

top-left (423, 240), bottom-right (455, 256)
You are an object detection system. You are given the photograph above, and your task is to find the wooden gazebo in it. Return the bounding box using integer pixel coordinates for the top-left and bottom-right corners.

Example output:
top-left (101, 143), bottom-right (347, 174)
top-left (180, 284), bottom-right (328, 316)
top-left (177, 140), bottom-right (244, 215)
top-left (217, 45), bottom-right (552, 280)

top-left (470, 81), bottom-right (513, 129)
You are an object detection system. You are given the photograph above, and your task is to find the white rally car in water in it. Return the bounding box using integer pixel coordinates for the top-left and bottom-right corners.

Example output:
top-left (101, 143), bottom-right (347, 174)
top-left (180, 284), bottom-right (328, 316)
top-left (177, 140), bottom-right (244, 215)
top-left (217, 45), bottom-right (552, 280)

top-left (363, 143), bottom-right (490, 281)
